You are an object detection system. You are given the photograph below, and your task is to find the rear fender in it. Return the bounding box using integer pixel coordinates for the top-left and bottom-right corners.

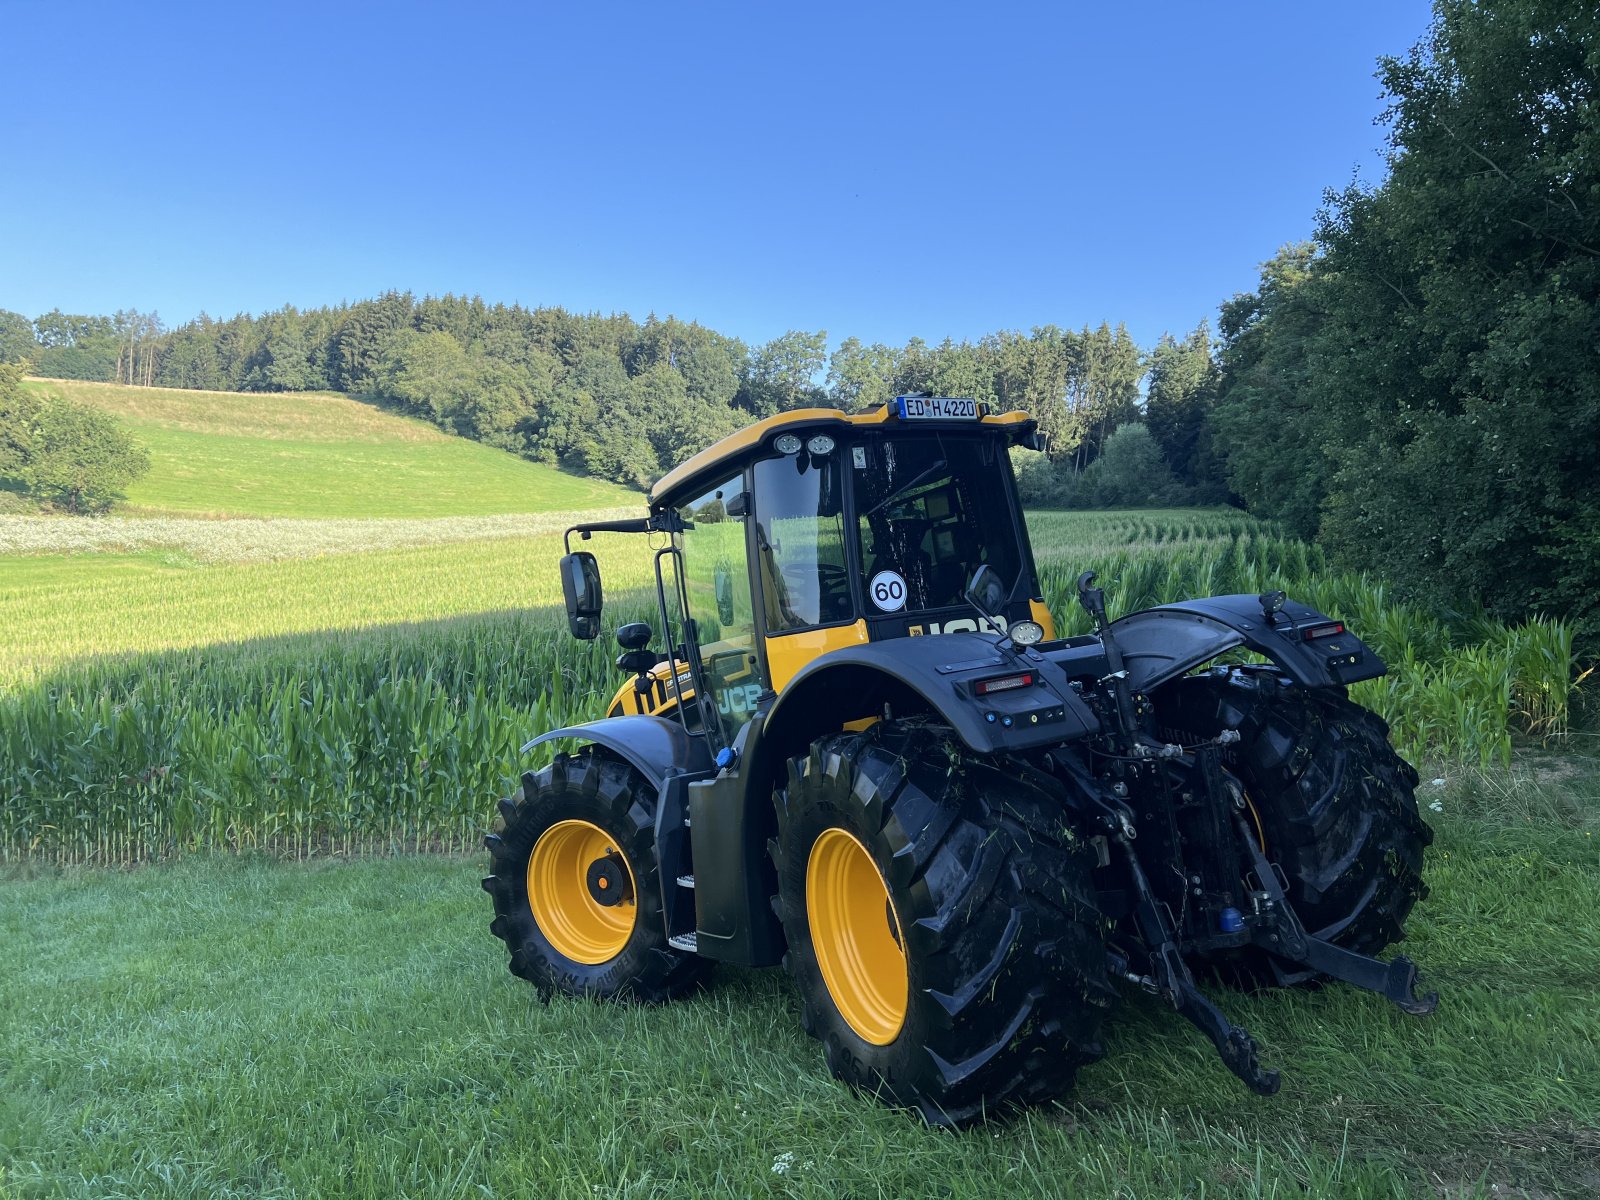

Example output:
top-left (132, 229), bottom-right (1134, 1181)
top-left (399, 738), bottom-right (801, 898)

top-left (760, 634), bottom-right (1099, 773)
top-left (1109, 595), bottom-right (1385, 694)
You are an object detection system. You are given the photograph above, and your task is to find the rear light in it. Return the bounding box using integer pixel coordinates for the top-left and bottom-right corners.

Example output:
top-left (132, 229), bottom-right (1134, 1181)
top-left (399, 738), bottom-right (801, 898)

top-left (975, 672), bottom-right (1034, 695)
top-left (1301, 622), bottom-right (1346, 641)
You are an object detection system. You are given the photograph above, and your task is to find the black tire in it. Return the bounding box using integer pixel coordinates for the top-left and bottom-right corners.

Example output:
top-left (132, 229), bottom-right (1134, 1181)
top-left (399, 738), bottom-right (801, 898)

top-left (772, 724), bottom-right (1114, 1127)
top-left (482, 750), bottom-right (709, 1002)
top-left (1157, 668), bottom-right (1431, 977)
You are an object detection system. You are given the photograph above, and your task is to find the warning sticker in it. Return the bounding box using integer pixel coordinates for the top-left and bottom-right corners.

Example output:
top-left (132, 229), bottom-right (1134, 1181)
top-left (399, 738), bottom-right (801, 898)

top-left (868, 570), bottom-right (908, 612)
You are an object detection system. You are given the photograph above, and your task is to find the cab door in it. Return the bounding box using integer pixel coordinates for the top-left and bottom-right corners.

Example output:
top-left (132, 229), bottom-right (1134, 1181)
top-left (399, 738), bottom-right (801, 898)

top-left (674, 475), bottom-right (763, 746)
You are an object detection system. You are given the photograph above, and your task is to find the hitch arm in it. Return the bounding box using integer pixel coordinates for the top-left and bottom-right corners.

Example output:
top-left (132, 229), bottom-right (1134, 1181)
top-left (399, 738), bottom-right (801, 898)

top-left (1233, 813), bottom-right (1438, 1017)
top-left (1118, 841), bottom-right (1281, 1095)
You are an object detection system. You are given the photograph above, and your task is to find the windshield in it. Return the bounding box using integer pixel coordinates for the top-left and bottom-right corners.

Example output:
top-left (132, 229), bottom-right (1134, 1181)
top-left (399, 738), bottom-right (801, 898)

top-left (852, 433), bottom-right (1024, 616)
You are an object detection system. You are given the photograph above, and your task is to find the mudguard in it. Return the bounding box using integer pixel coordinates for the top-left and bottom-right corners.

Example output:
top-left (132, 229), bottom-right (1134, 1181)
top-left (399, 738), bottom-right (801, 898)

top-left (1109, 595), bottom-right (1386, 694)
top-left (761, 632), bottom-right (1099, 766)
top-left (521, 714), bottom-right (712, 789)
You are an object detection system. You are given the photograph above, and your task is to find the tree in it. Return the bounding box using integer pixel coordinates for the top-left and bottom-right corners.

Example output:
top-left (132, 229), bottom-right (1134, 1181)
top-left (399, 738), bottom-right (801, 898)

top-left (30, 310), bottom-right (118, 381)
top-left (740, 330), bottom-right (827, 418)
top-left (1065, 322), bottom-right (1144, 470)
top-left (1144, 322), bottom-right (1223, 495)
top-left (1206, 2), bottom-right (1600, 638)
top-left (0, 362), bottom-right (42, 478)
top-left (0, 310), bottom-right (35, 364)
top-left (1083, 422), bottom-right (1186, 508)
top-left (1208, 245), bottom-right (1326, 536)
top-left (826, 337), bottom-right (901, 411)
top-left (7, 391), bottom-right (150, 513)
top-left (244, 308), bottom-right (314, 392)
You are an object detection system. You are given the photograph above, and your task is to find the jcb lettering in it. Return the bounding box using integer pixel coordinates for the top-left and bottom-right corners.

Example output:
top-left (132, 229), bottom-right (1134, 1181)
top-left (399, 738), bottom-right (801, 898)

top-left (924, 615), bottom-right (1009, 636)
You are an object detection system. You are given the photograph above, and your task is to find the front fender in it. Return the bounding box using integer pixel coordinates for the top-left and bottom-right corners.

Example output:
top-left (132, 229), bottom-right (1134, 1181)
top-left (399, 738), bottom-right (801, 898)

top-left (1110, 594), bottom-right (1385, 694)
top-left (521, 714), bottom-right (712, 790)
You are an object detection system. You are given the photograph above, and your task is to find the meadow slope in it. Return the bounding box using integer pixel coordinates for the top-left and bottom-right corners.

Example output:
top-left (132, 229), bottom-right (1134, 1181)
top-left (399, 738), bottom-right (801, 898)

top-left (21, 377), bottom-right (635, 516)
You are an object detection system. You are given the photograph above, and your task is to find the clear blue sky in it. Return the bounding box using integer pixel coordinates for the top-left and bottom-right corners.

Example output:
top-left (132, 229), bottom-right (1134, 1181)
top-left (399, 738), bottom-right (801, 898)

top-left (0, 1), bottom-right (1434, 355)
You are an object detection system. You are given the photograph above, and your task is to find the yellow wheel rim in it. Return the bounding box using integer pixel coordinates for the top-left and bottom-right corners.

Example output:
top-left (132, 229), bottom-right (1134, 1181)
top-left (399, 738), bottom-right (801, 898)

top-left (806, 827), bottom-right (908, 1045)
top-left (527, 819), bottom-right (638, 964)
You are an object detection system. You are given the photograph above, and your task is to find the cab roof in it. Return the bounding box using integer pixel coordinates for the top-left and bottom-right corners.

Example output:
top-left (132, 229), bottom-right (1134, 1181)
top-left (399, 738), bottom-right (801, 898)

top-left (648, 400), bottom-right (1035, 510)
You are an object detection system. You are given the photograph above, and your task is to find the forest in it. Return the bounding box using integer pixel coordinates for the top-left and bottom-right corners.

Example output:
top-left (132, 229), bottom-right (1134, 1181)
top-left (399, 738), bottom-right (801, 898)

top-left (1, 0), bottom-right (1595, 644)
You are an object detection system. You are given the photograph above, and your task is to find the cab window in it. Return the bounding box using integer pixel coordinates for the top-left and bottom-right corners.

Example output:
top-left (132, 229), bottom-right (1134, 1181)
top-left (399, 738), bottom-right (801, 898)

top-left (852, 434), bottom-right (1022, 615)
top-left (676, 477), bottom-right (759, 744)
top-left (752, 452), bottom-right (850, 632)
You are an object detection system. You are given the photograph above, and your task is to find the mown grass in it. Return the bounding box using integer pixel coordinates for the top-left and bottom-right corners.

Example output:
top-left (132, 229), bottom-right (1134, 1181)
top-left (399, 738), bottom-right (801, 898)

top-left (2, 768), bottom-right (1597, 1199)
top-left (21, 378), bottom-right (635, 517)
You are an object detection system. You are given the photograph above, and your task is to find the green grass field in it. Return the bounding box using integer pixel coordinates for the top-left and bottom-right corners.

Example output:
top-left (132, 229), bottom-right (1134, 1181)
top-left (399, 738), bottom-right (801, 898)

top-left (21, 378), bottom-right (635, 516)
top-left (3, 774), bottom-right (1596, 1199)
top-left (1, 393), bottom-right (1595, 1196)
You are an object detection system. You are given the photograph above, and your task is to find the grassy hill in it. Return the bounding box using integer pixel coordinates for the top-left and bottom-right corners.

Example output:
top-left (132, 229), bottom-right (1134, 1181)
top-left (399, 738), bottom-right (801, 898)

top-left (22, 378), bottom-right (635, 517)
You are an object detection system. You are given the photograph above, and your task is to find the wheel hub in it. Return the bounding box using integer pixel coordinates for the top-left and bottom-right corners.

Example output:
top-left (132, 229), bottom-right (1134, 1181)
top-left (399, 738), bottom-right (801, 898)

top-left (586, 851), bottom-right (633, 906)
top-left (526, 819), bottom-right (638, 964)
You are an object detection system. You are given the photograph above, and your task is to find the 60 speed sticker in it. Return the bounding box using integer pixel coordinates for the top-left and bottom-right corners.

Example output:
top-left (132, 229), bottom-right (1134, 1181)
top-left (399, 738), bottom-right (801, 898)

top-left (869, 570), bottom-right (907, 612)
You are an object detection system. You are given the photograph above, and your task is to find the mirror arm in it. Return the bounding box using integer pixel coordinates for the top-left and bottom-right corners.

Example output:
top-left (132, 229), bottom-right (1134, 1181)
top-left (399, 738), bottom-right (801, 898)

top-left (562, 516), bottom-right (660, 554)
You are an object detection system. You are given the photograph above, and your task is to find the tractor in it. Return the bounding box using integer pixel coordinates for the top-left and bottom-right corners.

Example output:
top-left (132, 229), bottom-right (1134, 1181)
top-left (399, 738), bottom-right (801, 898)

top-left (482, 397), bottom-right (1435, 1126)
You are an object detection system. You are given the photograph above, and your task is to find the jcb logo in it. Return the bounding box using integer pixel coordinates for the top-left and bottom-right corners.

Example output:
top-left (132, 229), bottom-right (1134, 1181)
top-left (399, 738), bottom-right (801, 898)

top-left (910, 615), bottom-right (1010, 637)
top-left (717, 684), bottom-right (762, 716)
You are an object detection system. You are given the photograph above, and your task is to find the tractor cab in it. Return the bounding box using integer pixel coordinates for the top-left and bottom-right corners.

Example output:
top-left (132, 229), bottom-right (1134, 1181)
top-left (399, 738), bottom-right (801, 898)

top-left (561, 397), bottom-right (1052, 751)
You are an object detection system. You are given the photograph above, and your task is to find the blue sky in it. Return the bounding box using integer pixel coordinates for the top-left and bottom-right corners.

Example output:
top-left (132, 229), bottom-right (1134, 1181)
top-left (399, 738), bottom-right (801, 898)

top-left (1, 1), bottom-right (1434, 354)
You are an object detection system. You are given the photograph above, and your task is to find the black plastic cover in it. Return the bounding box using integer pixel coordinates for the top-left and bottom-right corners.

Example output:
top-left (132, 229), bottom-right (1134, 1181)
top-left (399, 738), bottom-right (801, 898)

top-left (1109, 594), bottom-right (1387, 693)
top-left (763, 632), bottom-right (1099, 764)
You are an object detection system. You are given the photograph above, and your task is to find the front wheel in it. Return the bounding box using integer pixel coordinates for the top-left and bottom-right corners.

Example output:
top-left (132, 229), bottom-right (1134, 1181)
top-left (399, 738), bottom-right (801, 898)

top-left (772, 725), bottom-right (1114, 1127)
top-left (482, 750), bottom-right (709, 1002)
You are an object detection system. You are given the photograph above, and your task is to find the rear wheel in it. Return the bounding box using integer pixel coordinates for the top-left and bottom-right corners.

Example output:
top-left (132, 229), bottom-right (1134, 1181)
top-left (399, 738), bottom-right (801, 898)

top-left (1157, 668), bottom-right (1431, 980)
top-left (482, 750), bottom-right (709, 1002)
top-left (772, 725), bottom-right (1114, 1127)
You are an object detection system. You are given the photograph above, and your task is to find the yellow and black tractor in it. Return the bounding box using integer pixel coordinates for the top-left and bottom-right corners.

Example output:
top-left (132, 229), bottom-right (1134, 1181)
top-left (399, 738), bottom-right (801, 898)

top-left (482, 396), bottom-right (1435, 1125)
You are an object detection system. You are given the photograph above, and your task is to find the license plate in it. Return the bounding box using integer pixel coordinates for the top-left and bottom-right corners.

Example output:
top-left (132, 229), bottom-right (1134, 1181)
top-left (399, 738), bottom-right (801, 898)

top-left (896, 395), bottom-right (979, 421)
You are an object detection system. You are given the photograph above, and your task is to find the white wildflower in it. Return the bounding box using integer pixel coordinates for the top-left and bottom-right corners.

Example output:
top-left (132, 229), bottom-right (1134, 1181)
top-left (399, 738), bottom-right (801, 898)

top-left (1431, 778), bottom-right (1446, 787)
top-left (0, 508), bottom-right (640, 565)
top-left (1428, 799), bottom-right (1443, 813)
top-left (771, 1152), bottom-right (795, 1176)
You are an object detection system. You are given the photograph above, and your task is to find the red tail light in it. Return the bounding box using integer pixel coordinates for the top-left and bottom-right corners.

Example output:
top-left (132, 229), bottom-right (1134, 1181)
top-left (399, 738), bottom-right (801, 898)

top-left (975, 672), bottom-right (1034, 695)
top-left (1301, 622), bottom-right (1346, 641)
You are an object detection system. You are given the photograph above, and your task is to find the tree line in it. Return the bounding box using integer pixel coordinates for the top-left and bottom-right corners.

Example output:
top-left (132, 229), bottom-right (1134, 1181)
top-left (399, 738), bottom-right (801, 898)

top-left (0, 298), bottom-right (1194, 494)
top-left (0, 0), bottom-right (1592, 639)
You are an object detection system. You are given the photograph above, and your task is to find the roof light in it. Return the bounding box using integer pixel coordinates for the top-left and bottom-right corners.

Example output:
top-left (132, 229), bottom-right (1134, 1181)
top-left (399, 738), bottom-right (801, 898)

top-left (975, 672), bottom-right (1034, 696)
top-left (774, 433), bottom-right (803, 455)
top-left (806, 434), bottom-right (836, 455)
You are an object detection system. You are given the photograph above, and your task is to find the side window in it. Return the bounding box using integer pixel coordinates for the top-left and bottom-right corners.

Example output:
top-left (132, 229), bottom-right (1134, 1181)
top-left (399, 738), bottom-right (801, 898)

top-left (676, 477), bottom-right (759, 744)
top-left (752, 453), bottom-right (849, 633)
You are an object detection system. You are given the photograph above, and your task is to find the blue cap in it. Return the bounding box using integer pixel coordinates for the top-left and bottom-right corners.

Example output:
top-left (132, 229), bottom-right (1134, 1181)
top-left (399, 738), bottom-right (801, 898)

top-left (1219, 906), bottom-right (1244, 933)
top-left (715, 747), bottom-right (736, 770)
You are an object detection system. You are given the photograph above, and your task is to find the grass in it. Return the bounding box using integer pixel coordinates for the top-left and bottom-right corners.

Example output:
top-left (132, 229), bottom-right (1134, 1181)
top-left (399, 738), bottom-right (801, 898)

top-left (1, 767), bottom-right (1596, 1199)
top-left (22, 378), bottom-right (635, 517)
top-left (2, 495), bottom-right (1596, 1195)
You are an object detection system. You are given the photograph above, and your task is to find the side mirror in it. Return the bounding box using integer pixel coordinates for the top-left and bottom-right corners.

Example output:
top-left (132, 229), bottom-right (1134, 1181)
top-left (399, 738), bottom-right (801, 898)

top-left (560, 551), bottom-right (603, 640)
top-left (714, 564), bottom-right (736, 626)
top-left (965, 564), bottom-right (1005, 613)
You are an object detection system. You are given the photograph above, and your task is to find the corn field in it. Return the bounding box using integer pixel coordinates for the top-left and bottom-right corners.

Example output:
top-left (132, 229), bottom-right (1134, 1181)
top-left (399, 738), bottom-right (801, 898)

top-left (0, 509), bottom-right (1585, 863)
